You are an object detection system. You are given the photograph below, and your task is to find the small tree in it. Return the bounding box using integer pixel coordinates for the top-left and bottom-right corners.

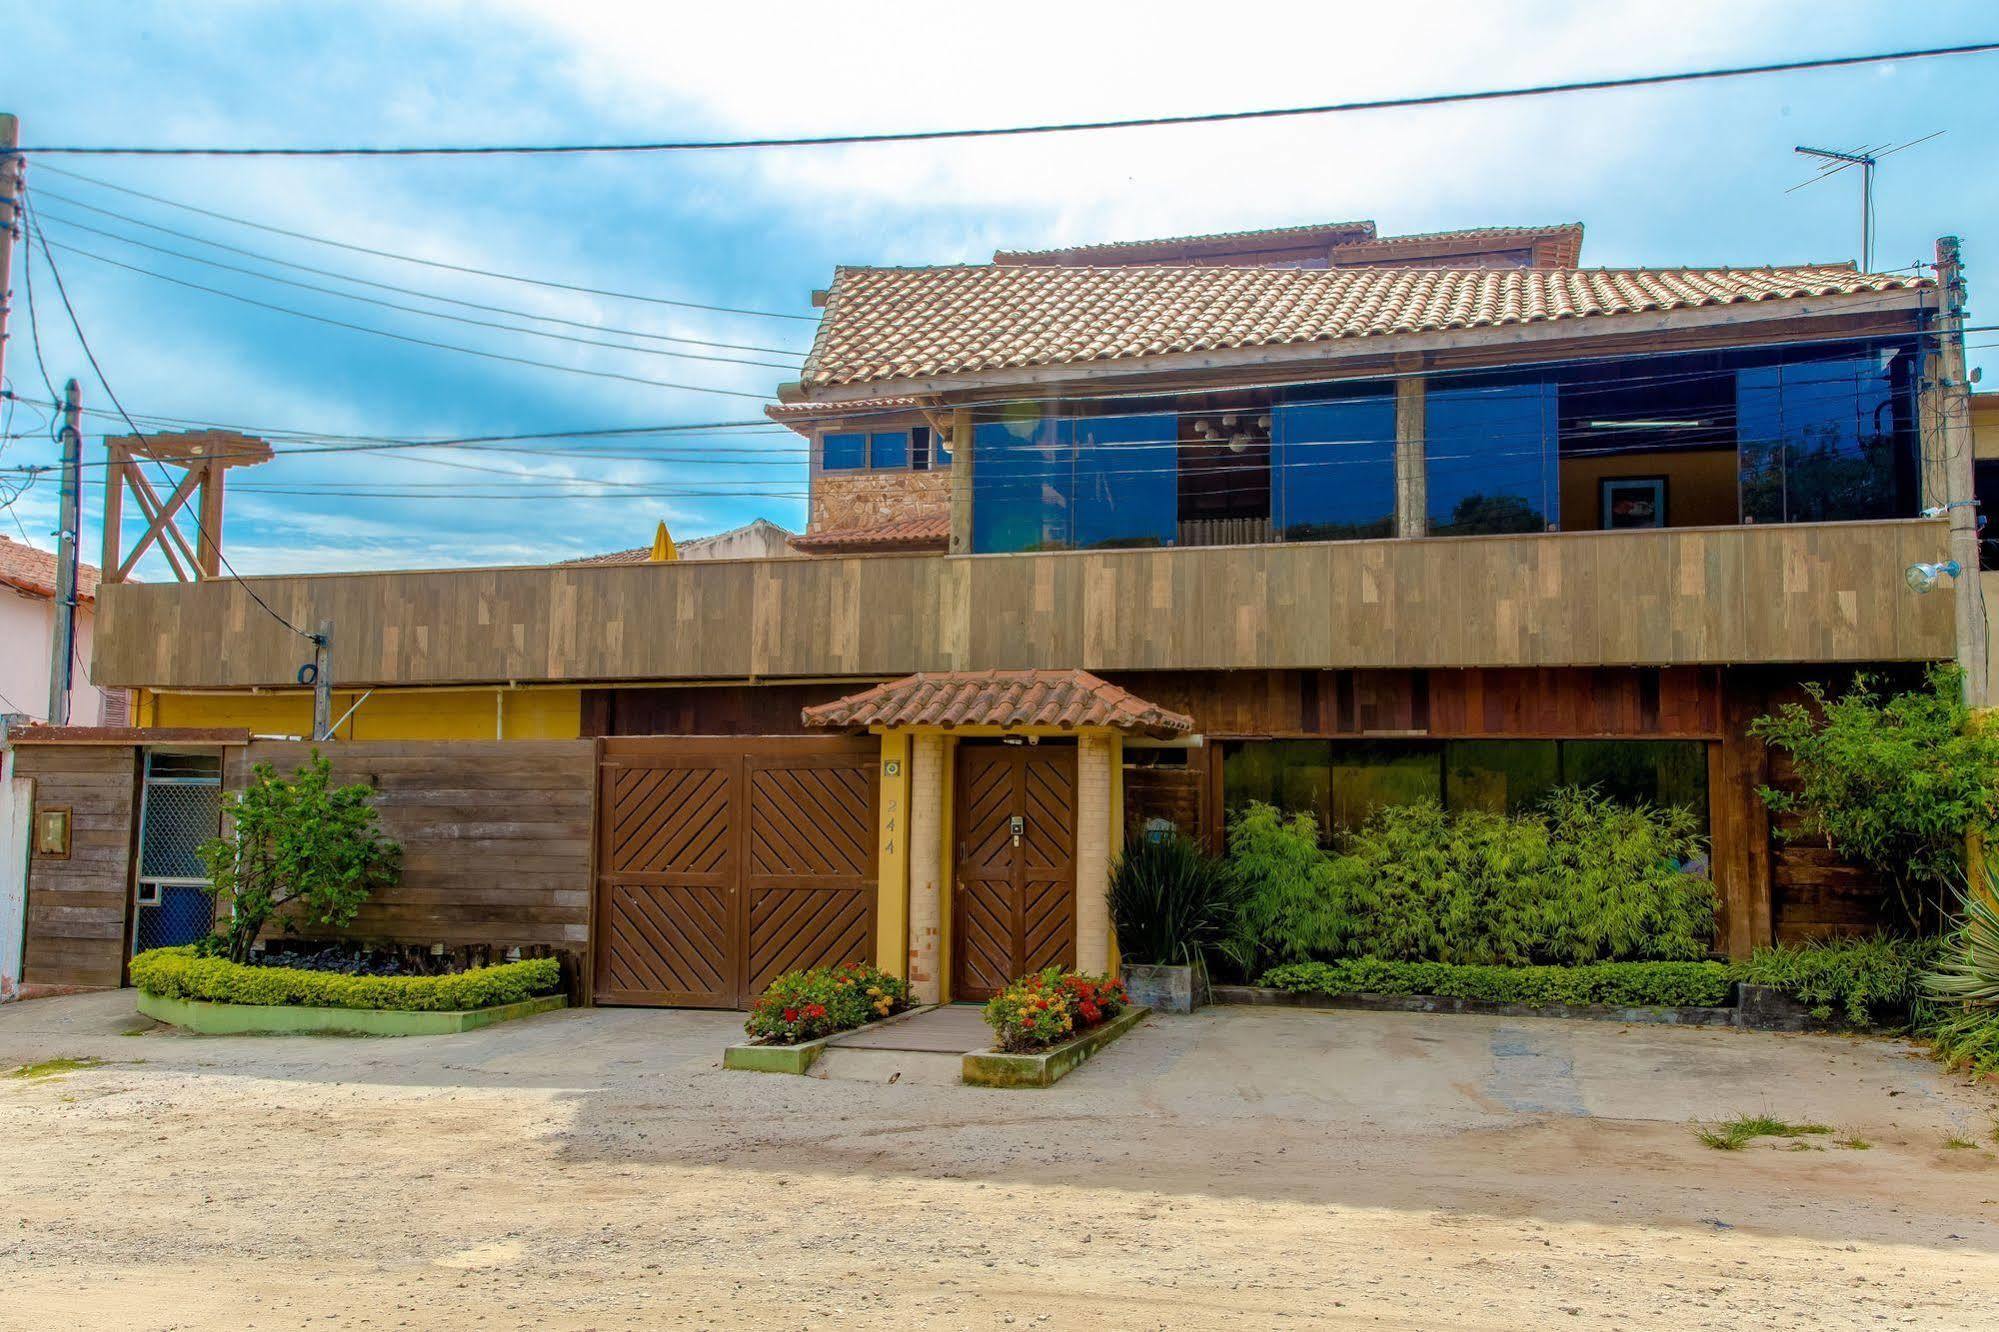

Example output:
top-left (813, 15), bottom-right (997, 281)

top-left (1751, 667), bottom-right (1999, 932)
top-left (198, 752), bottom-right (402, 963)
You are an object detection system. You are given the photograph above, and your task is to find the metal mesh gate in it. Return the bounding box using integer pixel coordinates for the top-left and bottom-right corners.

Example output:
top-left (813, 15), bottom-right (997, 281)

top-left (131, 751), bottom-right (223, 955)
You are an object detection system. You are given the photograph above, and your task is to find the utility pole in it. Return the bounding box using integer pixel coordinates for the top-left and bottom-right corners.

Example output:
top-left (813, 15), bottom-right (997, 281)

top-left (46, 379), bottom-right (81, 725)
top-left (1933, 235), bottom-right (1987, 708)
top-left (0, 114), bottom-right (21, 398)
top-left (310, 619), bottom-right (333, 740)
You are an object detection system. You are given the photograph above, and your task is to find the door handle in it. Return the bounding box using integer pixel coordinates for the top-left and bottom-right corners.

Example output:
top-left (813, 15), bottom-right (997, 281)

top-left (1009, 815), bottom-right (1024, 847)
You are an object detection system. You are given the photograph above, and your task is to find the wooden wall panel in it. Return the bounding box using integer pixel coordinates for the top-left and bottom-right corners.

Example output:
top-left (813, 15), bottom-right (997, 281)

top-left (231, 740), bottom-right (595, 993)
top-left (582, 684), bottom-right (860, 737)
top-left (95, 520), bottom-right (1955, 690)
top-left (18, 745), bottom-right (139, 989)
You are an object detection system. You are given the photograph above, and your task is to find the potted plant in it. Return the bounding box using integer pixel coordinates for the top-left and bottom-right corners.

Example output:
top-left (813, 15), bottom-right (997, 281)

top-left (1107, 831), bottom-right (1239, 1013)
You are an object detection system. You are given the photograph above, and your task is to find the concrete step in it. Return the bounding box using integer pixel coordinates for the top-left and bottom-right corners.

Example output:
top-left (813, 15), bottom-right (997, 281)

top-left (808, 1045), bottom-right (964, 1085)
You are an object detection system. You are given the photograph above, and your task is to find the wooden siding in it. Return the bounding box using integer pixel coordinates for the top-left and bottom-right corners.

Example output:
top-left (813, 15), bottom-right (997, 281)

top-left (17, 745), bottom-right (139, 989)
top-left (230, 740), bottom-right (595, 993)
top-left (93, 520), bottom-right (1955, 691)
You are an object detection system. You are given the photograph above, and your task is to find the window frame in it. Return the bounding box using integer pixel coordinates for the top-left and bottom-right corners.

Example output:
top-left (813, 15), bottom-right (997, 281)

top-left (814, 423), bottom-right (938, 475)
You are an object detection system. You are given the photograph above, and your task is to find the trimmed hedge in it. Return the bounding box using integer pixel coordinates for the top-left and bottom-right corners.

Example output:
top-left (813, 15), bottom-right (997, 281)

top-left (130, 946), bottom-right (562, 1013)
top-left (1260, 958), bottom-right (1734, 1008)
top-left (1732, 936), bottom-right (1944, 1027)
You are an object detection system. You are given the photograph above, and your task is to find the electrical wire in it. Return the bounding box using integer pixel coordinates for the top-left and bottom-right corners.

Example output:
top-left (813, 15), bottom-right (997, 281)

top-left (23, 194), bottom-right (316, 639)
top-left (17, 43), bottom-right (1999, 156)
top-left (31, 162), bottom-right (818, 321)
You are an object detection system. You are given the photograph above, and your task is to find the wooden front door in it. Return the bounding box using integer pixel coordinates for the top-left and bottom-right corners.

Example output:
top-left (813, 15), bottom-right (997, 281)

top-left (952, 743), bottom-right (1078, 1002)
top-left (593, 736), bottom-right (878, 1008)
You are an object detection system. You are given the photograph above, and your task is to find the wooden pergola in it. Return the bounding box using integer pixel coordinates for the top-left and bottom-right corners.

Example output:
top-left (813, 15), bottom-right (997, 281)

top-left (100, 429), bottom-right (273, 584)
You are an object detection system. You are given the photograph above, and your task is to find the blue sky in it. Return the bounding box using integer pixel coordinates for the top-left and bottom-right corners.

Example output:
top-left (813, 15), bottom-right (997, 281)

top-left (4, 0), bottom-right (1998, 575)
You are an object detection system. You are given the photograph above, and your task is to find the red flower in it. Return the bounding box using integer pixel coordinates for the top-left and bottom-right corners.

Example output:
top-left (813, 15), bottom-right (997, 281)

top-left (1079, 1000), bottom-right (1101, 1023)
top-left (804, 1003), bottom-right (827, 1019)
top-left (782, 1007), bottom-right (800, 1022)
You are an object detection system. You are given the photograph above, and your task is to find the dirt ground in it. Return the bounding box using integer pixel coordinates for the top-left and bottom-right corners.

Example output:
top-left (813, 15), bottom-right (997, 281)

top-left (2, 991), bottom-right (1996, 1330)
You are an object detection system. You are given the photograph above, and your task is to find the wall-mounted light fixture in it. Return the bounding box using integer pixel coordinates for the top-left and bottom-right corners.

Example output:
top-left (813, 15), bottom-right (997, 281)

top-left (1905, 560), bottom-right (1962, 593)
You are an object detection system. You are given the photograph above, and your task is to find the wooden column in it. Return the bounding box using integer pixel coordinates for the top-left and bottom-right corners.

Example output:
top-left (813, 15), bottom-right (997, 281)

top-left (100, 439), bottom-right (125, 581)
top-left (948, 407), bottom-right (974, 555)
top-left (195, 462), bottom-right (225, 578)
top-left (1711, 677), bottom-right (1774, 959)
top-left (1394, 355), bottom-right (1428, 538)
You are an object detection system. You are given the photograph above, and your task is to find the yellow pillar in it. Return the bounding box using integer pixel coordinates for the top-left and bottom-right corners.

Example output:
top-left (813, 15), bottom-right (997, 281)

top-left (1075, 731), bottom-right (1116, 975)
top-left (907, 731), bottom-right (948, 1003)
top-left (875, 731), bottom-right (911, 975)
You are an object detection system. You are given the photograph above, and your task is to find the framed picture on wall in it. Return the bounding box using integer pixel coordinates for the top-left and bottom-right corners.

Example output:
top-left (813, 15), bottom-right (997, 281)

top-left (1601, 477), bottom-right (1666, 530)
top-left (34, 806), bottom-right (71, 859)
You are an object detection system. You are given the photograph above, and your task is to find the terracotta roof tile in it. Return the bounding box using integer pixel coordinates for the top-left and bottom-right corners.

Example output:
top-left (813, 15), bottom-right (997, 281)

top-left (802, 669), bottom-right (1194, 737)
top-left (0, 535), bottom-right (100, 603)
top-left (789, 514), bottom-right (950, 553)
top-left (798, 263), bottom-right (1930, 391)
top-left (995, 219), bottom-right (1377, 264)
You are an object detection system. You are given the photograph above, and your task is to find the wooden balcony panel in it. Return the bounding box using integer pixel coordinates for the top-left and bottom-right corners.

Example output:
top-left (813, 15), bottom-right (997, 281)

top-left (92, 520), bottom-right (1956, 691)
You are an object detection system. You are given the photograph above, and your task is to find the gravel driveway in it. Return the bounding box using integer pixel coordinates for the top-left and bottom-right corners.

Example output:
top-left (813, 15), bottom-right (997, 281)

top-left (2, 990), bottom-right (1995, 1329)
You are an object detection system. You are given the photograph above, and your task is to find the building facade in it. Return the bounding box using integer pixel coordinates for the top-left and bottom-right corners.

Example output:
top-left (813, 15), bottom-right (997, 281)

top-left (9, 218), bottom-right (1989, 1007)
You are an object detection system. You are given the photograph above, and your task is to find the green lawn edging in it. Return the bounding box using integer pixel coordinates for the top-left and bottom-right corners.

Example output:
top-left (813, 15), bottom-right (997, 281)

top-left (962, 1005), bottom-right (1150, 1088)
top-left (137, 990), bottom-right (566, 1036)
top-left (723, 1003), bottom-right (939, 1074)
top-left (1213, 985), bottom-right (1736, 1027)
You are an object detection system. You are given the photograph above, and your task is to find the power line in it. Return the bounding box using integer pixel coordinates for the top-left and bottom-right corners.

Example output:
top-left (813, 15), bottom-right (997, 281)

top-left (30, 208), bottom-right (801, 370)
top-left (23, 195), bottom-right (315, 640)
top-left (28, 185), bottom-right (808, 355)
top-left (31, 162), bottom-right (819, 322)
top-left (16, 43), bottom-right (1999, 156)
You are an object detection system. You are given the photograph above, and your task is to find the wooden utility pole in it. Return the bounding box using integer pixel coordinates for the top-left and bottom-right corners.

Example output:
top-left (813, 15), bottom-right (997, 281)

top-left (1933, 236), bottom-right (1988, 708)
top-left (46, 379), bottom-right (82, 724)
top-left (0, 114), bottom-right (21, 399)
top-left (310, 619), bottom-right (333, 740)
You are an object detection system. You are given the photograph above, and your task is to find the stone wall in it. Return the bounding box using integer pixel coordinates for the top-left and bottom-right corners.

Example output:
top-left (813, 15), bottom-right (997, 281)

top-left (810, 470), bottom-right (951, 533)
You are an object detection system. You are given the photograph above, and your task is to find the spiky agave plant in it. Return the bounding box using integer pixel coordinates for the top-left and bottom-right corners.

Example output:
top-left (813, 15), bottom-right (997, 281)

top-left (1925, 865), bottom-right (1999, 1008)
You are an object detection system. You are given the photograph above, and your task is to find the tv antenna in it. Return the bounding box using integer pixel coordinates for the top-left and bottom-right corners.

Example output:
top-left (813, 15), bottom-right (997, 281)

top-left (1790, 131), bottom-right (1943, 271)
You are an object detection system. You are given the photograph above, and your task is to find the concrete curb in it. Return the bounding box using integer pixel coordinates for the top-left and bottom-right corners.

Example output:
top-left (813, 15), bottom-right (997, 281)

top-left (1213, 986), bottom-right (1737, 1028)
top-left (136, 990), bottom-right (566, 1036)
top-left (723, 1003), bottom-right (938, 1074)
top-left (961, 1005), bottom-right (1150, 1088)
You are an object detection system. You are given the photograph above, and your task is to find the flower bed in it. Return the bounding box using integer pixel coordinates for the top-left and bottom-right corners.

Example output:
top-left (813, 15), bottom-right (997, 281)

top-left (130, 945), bottom-right (562, 1013)
top-left (981, 968), bottom-right (1129, 1053)
top-left (743, 962), bottom-right (914, 1045)
top-left (1259, 959), bottom-right (1733, 1009)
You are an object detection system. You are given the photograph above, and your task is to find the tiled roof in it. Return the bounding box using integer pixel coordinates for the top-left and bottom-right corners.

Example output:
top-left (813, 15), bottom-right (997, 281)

top-left (801, 669), bottom-right (1194, 737)
top-left (1327, 223), bottom-right (1584, 267)
top-left (995, 219), bottom-right (1377, 264)
top-left (765, 395), bottom-right (925, 420)
top-left (800, 263), bottom-right (1929, 389)
top-left (0, 534), bottom-right (100, 603)
top-left (561, 519), bottom-right (794, 566)
top-left (789, 514), bottom-right (950, 553)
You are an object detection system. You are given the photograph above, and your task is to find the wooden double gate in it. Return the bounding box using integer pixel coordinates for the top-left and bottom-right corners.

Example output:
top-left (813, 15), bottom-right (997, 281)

top-left (593, 736), bottom-right (879, 1008)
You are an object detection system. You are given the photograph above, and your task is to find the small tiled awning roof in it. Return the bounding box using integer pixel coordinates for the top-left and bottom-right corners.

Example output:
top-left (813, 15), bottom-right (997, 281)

top-left (802, 670), bottom-right (1194, 738)
top-left (789, 514), bottom-right (950, 553)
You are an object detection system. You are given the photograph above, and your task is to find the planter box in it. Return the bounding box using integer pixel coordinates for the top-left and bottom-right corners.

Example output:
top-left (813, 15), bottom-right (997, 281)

top-left (1211, 985), bottom-right (1737, 1028)
top-left (1121, 962), bottom-right (1207, 1014)
top-left (962, 1005), bottom-right (1150, 1088)
top-left (722, 1004), bottom-right (936, 1075)
top-left (137, 990), bottom-right (565, 1037)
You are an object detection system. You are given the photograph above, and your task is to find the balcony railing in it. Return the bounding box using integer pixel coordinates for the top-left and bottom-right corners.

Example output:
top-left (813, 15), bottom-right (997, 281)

top-left (92, 519), bottom-right (1956, 691)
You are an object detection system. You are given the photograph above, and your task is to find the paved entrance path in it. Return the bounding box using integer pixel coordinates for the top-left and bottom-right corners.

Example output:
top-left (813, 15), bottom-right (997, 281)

top-left (828, 1003), bottom-right (991, 1052)
top-left (2, 990), bottom-right (1996, 1329)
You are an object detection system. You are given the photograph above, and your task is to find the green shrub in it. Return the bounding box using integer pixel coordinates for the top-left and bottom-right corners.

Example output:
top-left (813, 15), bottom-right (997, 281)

top-left (1226, 788), bottom-right (1715, 971)
top-left (982, 968), bottom-right (1128, 1053)
top-left (743, 962), bottom-right (913, 1045)
top-left (1107, 833), bottom-right (1242, 968)
top-left (1922, 1008), bottom-right (1999, 1078)
top-left (130, 946), bottom-right (560, 1012)
top-left (1733, 936), bottom-right (1942, 1027)
top-left (200, 753), bottom-right (403, 963)
top-left (1260, 959), bottom-right (1733, 1008)
top-left (1925, 871), bottom-right (1999, 1009)
top-left (1751, 667), bottom-right (1999, 931)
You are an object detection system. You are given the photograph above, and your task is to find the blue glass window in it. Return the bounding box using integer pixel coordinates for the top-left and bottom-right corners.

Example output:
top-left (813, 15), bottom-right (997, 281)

top-left (821, 431), bottom-right (865, 471)
top-left (1272, 397), bottom-right (1397, 541)
top-left (972, 417), bottom-right (1070, 552)
top-left (868, 430), bottom-right (910, 469)
top-left (1736, 353), bottom-right (1908, 524)
top-left (1425, 381), bottom-right (1557, 535)
top-left (1071, 413), bottom-right (1178, 549)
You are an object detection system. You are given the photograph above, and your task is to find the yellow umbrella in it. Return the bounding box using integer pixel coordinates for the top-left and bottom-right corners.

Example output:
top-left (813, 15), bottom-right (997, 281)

top-left (648, 520), bottom-right (678, 563)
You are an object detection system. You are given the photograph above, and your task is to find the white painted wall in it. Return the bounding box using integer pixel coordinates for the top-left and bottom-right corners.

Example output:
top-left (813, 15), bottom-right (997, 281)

top-left (0, 752), bottom-right (26, 1002)
top-left (0, 590), bottom-right (115, 726)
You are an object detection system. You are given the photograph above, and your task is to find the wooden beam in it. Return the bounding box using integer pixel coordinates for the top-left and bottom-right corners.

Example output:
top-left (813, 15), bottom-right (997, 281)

top-left (196, 462), bottom-right (225, 578)
top-left (1394, 354), bottom-right (1427, 538)
top-left (99, 441), bottom-right (126, 585)
top-left (117, 463), bottom-right (204, 583)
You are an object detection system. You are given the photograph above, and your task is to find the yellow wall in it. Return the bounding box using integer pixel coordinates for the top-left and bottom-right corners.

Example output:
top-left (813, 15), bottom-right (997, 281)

top-left (145, 688), bottom-right (581, 740)
top-left (1559, 448), bottom-right (1739, 530)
